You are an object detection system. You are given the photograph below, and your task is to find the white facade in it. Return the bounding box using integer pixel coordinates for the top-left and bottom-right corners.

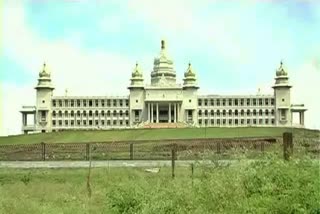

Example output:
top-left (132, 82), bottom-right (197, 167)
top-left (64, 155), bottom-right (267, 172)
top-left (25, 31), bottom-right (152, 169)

top-left (20, 41), bottom-right (307, 133)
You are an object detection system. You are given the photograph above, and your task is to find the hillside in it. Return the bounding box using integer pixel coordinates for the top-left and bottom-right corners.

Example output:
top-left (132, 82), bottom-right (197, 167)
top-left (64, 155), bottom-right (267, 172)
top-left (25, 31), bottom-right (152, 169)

top-left (0, 127), bottom-right (318, 145)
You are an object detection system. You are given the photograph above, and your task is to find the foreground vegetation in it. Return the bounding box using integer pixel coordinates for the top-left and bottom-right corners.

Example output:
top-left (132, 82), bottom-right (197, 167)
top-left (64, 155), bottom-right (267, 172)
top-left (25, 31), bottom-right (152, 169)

top-left (0, 155), bottom-right (319, 213)
top-left (0, 127), bottom-right (318, 144)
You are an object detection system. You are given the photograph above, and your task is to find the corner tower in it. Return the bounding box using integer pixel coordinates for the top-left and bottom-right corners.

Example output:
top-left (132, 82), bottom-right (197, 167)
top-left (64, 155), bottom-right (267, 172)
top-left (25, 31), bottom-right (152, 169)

top-left (272, 61), bottom-right (292, 126)
top-left (182, 63), bottom-right (199, 125)
top-left (35, 63), bottom-right (55, 132)
top-left (128, 63), bottom-right (145, 125)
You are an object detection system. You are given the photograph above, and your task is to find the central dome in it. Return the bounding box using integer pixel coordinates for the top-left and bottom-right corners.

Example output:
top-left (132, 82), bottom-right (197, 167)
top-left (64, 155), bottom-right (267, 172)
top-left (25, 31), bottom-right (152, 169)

top-left (150, 40), bottom-right (176, 86)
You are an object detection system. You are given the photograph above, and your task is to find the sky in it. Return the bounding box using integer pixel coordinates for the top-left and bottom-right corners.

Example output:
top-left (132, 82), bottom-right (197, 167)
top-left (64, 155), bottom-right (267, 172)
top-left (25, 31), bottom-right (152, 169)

top-left (0, 0), bottom-right (319, 136)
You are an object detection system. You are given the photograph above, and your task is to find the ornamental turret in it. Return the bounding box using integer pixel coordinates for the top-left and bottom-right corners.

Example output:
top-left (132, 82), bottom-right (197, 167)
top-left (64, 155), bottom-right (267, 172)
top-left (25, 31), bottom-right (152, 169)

top-left (35, 63), bottom-right (54, 90)
top-left (150, 40), bottom-right (176, 86)
top-left (272, 61), bottom-right (292, 126)
top-left (128, 62), bottom-right (144, 89)
top-left (183, 63), bottom-right (199, 89)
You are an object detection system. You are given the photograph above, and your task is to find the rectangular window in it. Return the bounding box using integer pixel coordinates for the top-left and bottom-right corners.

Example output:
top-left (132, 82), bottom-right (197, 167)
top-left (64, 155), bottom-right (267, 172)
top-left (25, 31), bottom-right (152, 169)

top-left (228, 99), bottom-right (232, 106)
top-left (71, 120), bottom-right (74, 126)
top-left (246, 99), bottom-right (250, 106)
top-left (65, 100), bottom-right (68, 107)
top-left (101, 100), bottom-right (105, 107)
top-left (217, 99), bottom-right (220, 106)
top-left (53, 120), bottom-right (56, 126)
top-left (53, 100), bottom-right (56, 107)
top-left (59, 100), bottom-right (62, 107)
top-left (253, 99), bottom-right (257, 106)
top-left (113, 100), bottom-right (117, 106)
top-left (77, 100), bottom-right (80, 107)
top-left (240, 99), bottom-right (244, 106)
top-left (198, 99), bottom-right (202, 106)
top-left (222, 99), bottom-right (226, 106)
top-left (83, 100), bottom-right (87, 107)
top-left (281, 109), bottom-right (286, 120)
top-left (125, 100), bottom-right (129, 106)
top-left (204, 99), bottom-right (208, 106)
top-left (259, 99), bottom-right (262, 106)
top-left (89, 100), bottom-right (93, 107)
top-left (71, 100), bottom-right (74, 107)
top-left (210, 99), bottom-right (214, 106)
top-left (95, 100), bottom-right (99, 107)
top-left (120, 100), bottom-right (123, 107)
top-left (107, 100), bottom-right (111, 107)
top-left (271, 99), bottom-right (275, 105)
top-left (265, 99), bottom-right (269, 106)
top-left (234, 99), bottom-right (238, 106)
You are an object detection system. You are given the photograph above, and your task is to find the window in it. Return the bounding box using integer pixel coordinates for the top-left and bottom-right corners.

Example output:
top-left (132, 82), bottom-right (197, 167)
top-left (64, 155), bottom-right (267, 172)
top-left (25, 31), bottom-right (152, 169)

top-left (271, 99), bottom-right (275, 105)
top-left (235, 119), bottom-right (238, 125)
top-left (59, 100), bottom-right (62, 107)
top-left (89, 120), bottom-right (93, 125)
top-left (64, 111), bottom-right (68, 118)
top-left (95, 100), bottom-right (99, 107)
top-left (234, 99), bottom-right (238, 106)
top-left (253, 109), bottom-right (257, 116)
top-left (265, 99), bottom-right (269, 106)
top-left (253, 99), bottom-right (257, 106)
top-left (77, 111), bottom-right (80, 117)
top-left (101, 120), bottom-right (105, 126)
top-left (265, 109), bottom-right (269, 116)
top-left (222, 110), bottom-right (226, 116)
top-left (222, 119), bottom-right (226, 125)
top-left (120, 100), bottom-right (123, 107)
top-left (136, 100), bottom-right (138, 103)
top-left (77, 120), bottom-right (81, 126)
top-left (89, 111), bottom-right (93, 117)
top-left (211, 119), bottom-right (214, 124)
top-left (246, 99), bottom-right (250, 106)
top-left (259, 99), bottom-right (263, 106)
top-left (189, 99), bottom-right (191, 103)
top-left (101, 111), bottom-right (105, 117)
top-left (83, 120), bottom-right (87, 125)
top-left (198, 99), bottom-right (202, 106)
top-left (77, 100), bottom-right (81, 107)
top-left (271, 119), bottom-right (275, 124)
top-left (120, 110), bottom-right (123, 117)
top-left (107, 100), bottom-right (111, 107)
top-left (113, 120), bottom-right (117, 125)
top-left (71, 111), bottom-right (74, 117)
top-left (113, 100), bottom-right (117, 106)
top-left (95, 120), bottom-right (99, 126)
top-left (247, 119), bottom-right (251, 125)
top-left (42, 100), bottom-right (45, 104)
top-left (89, 100), bottom-right (93, 107)
top-left (210, 99), bottom-right (214, 106)
top-left (240, 110), bottom-right (244, 116)
top-left (282, 98), bottom-right (285, 102)
top-left (228, 99), bottom-right (232, 106)
top-left (281, 109), bottom-right (286, 120)
top-left (101, 100), bottom-right (105, 107)
top-left (204, 110), bottom-right (208, 116)
top-left (259, 119), bottom-right (263, 124)
top-left (59, 120), bottom-right (62, 126)
top-left (95, 110), bottom-right (99, 117)
top-left (125, 110), bottom-right (129, 116)
top-left (198, 110), bottom-right (202, 116)
top-left (217, 110), bottom-right (220, 116)
top-left (222, 99), bottom-right (226, 106)
top-left (247, 110), bottom-right (250, 116)
top-left (204, 99), bottom-right (208, 106)
top-left (107, 111), bottom-right (111, 116)
top-left (53, 111), bottom-right (56, 117)
top-left (259, 109), bottom-right (263, 116)
top-left (265, 119), bottom-right (269, 124)
top-left (241, 119), bottom-right (244, 125)
top-left (71, 120), bottom-right (74, 126)
top-left (125, 100), bottom-right (129, 106)
top-left (65, 120), bottom-right (68, 126)
top-left (83, 100), bottom-right (87, 107)
top-left (83, 111), bottom-right (87, 117)
top-left (217, 99), bottom-right (220, 106)
top-left (211, 110), bottom-right (214, 116)
top-left (126, 120), bottom-right (129, 125)
top-left (53, 100), bottom-right (56, 107)
top-left (228, 119), bottom-right (232, 125)
top-left (235, 110), bottom-right (238, 116)
top-left (228, 110), bottom-right (232, 116)
top-left (253, 119), bottom-right (257, 124)
top-left (240, 99), bottom-right (244, 106)
top-left (271, 109), bottom-right (275, 116)
top-left (107, 120), bottom-right (111, 125)
top-left (113, 110), bottom-right (117, 116)
top-left (71, 100), bottom-right (74, 107)
top-left (58, 111), bottom-right (62, 117)
top-left (53, 120), bottom-right (56, 126)
top-left (120, 120), bottom-right (123, 125)
top-left (217, 119), bottom-right (220, 125)
top-left (65, 100), bottom-right (68, 107)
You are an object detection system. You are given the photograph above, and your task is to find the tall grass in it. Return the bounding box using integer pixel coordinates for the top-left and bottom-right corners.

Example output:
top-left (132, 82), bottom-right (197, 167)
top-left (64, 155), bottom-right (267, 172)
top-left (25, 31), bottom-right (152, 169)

top-left (0, 155), bottom-right (319, 213)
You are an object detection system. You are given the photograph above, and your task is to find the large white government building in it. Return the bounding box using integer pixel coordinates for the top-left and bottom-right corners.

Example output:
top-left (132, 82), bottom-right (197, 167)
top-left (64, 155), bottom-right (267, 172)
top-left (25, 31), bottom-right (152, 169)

top-left (20, 40), bottom-right (307, 133)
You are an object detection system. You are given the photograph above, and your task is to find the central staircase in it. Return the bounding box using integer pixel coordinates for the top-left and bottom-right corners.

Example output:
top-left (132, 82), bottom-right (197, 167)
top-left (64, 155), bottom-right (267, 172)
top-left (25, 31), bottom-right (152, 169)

top-left (143, 122), bottom-right (187, 129)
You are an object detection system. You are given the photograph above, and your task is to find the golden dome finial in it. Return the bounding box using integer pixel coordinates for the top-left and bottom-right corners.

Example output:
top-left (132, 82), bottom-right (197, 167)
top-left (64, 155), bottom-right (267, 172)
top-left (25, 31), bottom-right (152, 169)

top-left (161, 40), bottom-right (165, 50)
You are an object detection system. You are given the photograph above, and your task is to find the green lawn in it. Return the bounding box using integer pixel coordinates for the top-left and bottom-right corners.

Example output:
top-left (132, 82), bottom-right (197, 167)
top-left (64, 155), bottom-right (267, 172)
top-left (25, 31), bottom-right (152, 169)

top-left (0, 127), bottom-right (319, 145)
top-left (0, 156), bottom-right (319, 213)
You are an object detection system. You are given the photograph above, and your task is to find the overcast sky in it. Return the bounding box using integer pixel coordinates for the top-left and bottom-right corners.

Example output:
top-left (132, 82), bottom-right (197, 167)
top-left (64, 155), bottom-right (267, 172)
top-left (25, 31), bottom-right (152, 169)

top-left (1, 0), bottom-right (319, 135)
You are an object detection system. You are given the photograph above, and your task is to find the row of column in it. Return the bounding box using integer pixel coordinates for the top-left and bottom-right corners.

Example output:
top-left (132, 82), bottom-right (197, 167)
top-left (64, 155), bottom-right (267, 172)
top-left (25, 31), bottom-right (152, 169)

top-left (147, 102), bottom-right (180, 123)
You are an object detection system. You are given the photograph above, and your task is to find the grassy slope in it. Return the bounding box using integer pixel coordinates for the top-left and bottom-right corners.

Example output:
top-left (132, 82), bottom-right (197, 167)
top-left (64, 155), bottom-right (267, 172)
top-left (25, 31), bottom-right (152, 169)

top-left (0, 127), bottom-right (318, 144)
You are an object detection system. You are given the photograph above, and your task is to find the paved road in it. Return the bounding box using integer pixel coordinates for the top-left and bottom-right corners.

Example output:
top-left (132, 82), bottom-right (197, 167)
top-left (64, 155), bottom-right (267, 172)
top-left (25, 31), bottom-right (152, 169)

top-left (0, 160), bottom-right (240, 169)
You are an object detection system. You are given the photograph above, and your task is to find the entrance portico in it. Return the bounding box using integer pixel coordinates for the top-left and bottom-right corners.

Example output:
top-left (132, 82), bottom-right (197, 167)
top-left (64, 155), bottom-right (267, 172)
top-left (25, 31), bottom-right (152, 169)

top-left (147, 102), bottom-right (181, 123)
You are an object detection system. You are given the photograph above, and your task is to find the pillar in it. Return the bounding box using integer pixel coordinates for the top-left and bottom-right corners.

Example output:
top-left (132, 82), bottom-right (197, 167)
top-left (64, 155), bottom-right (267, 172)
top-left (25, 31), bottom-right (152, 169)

top-left (169, 103), bottom-right (171, 123)
top-left (174, 103), bottom-right (177, 123)
top-left (151, 103), bottom-right (154, 123)
top-left (301, 112), bottom-right (304, 126)
top-left (147, 103), bottom-right (150, 122)
top-left (156, 103), bottom-right (159, 123)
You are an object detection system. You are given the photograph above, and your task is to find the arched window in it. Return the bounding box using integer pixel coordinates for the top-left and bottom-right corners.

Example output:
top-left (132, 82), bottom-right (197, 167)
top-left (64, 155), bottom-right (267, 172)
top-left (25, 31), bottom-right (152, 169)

top-left (95, 110), bottom-right (99, 116)
top-left (253, 109), bottom-right (257, 116)
top-left (113, 110), bottom-right (117, 116)
top-left (125, 110), bottom-right (129, 116)
top-left (120, 110), bottom-right (123, 116)
top-left (259, 109), bottom-right (263, 116)
top-left (235, 110), bottom-right (238, 116)
top-left (198, 110), bottom-right (202, 116)
top-left (204, 110), bottom-right (208, 116)
top-left (64, 110), bottom-right (68, 117)
top-left (211, 110), bottom-right (214, 116)
top-left (101, 111), bottom-right (105, 117)
top-left (52, 111), bottom-right (56, 117)
top-left (240, 110), bottom-right (244, 116)
top-left (89, 111), bottom-right (92, 116)
top-left (271, 109), bottom-right (275, 115)
top-left (265, 109), bottom-right (269, 116)
top-left (247, 110), bottom-right (250, 116)
top-left (107, 110), bottom-right (111, 116)
top-left (77, 111), bottom-right (80, 116)
top-left (71, 111), bottom-right (74, 117)
top-left (83, 111), bottom-right (87, 117)
top-left (228, 110), bottom-right (232, 116)
top-left (222, 110), bottom-right (226, 116)
top-left (58, 111), bottom-right (62, 117)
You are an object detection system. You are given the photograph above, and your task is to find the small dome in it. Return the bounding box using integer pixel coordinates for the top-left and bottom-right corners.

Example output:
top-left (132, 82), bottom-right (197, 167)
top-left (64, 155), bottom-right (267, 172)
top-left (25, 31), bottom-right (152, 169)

top-left (184, 63), bottom-right (196, 77)
top-left (132, 62), bottom-right (143, 78)
top-left (276, 61), bottom-right (287, 76)
top-left (39, 63), bottom-right (50, 78)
